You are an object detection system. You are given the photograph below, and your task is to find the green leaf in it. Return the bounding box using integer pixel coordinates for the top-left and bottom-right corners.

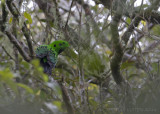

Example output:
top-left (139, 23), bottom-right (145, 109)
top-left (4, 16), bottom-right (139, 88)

top-left (31, 59), bottom-right (40, 67)
top-left (0, 68), bottom-right (18, 93)
top-left (127, 74), bottom-right (139, 80)
top-left (121, 61), bottom-right (134, 70)
top-left (9, 17), bottom-right (13, 24)
top-left (21, 61), bottom-right (30, 69)
top-left (42, 74), bottom-right (49, 82)
top-left (17, 83), bottom-right (34, 94)
top-left (40, 19), bottom-right (47, 22)
top-left (151, 25), bottom-right (160, 36)
top-left (126, 17), bottom-right (131, 27)
top-left (0, 68), bottom-right (13, 81)
top-left (84, 52), bottom-right (105, 75)
top-left (106, 50), bottom-right (112, 55)
top-left (1, 0), bottom-right (5, 5)
top-left (53, 101), bottom-right (62, 111)
top-left (141, 4), bottom-right (149, 9)
top-left (24, 11), bottom-right (32, 24)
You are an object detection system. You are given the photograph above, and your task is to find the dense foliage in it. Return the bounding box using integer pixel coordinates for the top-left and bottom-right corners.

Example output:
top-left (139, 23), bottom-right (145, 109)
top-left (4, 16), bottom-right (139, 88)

top-left (0, 0), bottom-right (160, 114)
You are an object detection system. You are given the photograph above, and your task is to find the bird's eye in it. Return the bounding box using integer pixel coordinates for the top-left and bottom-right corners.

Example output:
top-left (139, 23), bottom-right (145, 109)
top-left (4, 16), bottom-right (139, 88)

top-left (54, 44), bottom-right (56, 47)
top-left (63, 42), bottom-right (65, 44)
top-left (59, 43), bottom-right (62, 46)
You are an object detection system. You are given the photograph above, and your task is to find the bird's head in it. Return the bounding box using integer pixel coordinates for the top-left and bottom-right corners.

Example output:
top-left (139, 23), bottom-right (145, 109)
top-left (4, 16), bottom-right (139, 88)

top-left (50, 40), bottom-right (69, 54)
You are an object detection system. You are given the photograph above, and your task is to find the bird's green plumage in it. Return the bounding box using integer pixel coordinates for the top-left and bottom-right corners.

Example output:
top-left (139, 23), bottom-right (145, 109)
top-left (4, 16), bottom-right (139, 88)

top-left (35, 40), bottom-right (69, 75)
top-left (49, 40), bottom-right (69, 54)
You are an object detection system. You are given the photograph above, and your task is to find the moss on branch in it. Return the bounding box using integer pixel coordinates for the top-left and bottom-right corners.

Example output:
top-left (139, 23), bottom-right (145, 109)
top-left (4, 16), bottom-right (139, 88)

top-left (110, 15), bottom-right (124, 85)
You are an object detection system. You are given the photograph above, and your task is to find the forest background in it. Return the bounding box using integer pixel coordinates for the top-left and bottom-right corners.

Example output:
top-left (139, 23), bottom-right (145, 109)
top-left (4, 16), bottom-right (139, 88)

top-left (0, 0), bottom-right (160, 114)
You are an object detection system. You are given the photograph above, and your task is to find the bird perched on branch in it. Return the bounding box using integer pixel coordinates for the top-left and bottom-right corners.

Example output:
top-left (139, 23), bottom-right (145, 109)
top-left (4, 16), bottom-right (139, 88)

top-left (35, 40), bottom-right (69, 75)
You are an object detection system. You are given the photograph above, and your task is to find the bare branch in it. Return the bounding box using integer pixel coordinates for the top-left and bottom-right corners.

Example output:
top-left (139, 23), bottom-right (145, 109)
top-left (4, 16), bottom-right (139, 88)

top-left (143, 40), bottom-right (160, 55)
top-left (2, 45), bottom-right (15, 61)
top-left (122, 17), bottom-right (141, 45)
top-left (65, 0), bottom-right (75, 29)
top-left (5, 31), bottom-right (31, 62)
top-left (6, 0), bottom-right (20, 19)
top-left (76, 0), bottom-right (111, 48)
top-left (22, 23), bottom-right (35, 59)
top-left (58, 82), bottom-right (75, 114)
top-left (121, 0), bottom-right (160, 45)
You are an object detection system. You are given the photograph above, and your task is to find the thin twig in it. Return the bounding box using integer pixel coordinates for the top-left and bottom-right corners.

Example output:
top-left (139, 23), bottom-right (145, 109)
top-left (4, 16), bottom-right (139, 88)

top-left (2, 46), bottom-right (15, 61)
top-left (65, 0), bottom-right (74, 29)
top-left (138, 0), bottom-right (144, 13)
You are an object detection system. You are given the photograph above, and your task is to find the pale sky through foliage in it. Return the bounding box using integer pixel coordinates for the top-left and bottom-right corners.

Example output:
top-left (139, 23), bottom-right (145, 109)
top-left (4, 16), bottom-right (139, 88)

top-left (1, 0), bottom-right (160, 113)
top-left (27, 0), bottom-right (148, 9)
top-left (134, 0), bottom-right (149, 6)
top-left (85, 0), bottom-right (148, 7)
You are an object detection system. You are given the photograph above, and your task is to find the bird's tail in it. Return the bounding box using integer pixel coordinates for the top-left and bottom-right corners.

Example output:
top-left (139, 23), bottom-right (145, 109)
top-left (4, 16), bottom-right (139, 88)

top-left (40, 59), bottom-right (52, 75)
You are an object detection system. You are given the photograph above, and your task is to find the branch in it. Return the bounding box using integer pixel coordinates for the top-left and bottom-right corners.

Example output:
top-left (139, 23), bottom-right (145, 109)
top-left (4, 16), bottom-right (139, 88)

top-left (143, 40), bottom-right (160, 55)
top-left (95, 0), bottom-right (113, 9)
top-left (58, 82), bottom-right (75, 114)
top-left (35, 0), bottom-right (84, 48)
top-left (2, 45), bottom-right (15, 61)
top-left (56, 59), bottom-right (76, 76)
top-left (6, 0), bottom-right (19, 19)
top-left (76, 0), bottom-right (111, 48)
top-left (65, 0), bottom-right (75, 29)
top-left (5, 0), bottom-right (34, 61)
top-left (98, 0), bottom-right (160, 46)
top-left (122, 17), bottom-right (141, 45)
top-left (121, 0), bottom-right (160, 45)
top-left (110, 0), bottom-right (126, 85)
top-left (5, 31), bottom-right (31, 62)
top-left (0, 0), bottom-right (8, 32)
top-left (110, 18), bottom-right (124, 84)
top-left (22, 23), bottom-right (35, 59)
top-left (143, 10), bottom-right (160, 24)
top-left (127, 23), bottom-right (154, 54)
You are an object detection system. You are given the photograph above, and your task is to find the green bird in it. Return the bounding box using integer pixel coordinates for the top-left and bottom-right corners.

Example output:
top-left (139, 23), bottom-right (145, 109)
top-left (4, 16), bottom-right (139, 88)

top-left (35, 40), bottom-right (69, 75)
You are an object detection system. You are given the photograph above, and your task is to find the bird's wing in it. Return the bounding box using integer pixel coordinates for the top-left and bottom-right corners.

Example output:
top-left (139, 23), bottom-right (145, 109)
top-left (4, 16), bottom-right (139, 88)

top-left (35, 45), bottom-right (49, 58)
top-left (47, 48), bottom-right (58, 68)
